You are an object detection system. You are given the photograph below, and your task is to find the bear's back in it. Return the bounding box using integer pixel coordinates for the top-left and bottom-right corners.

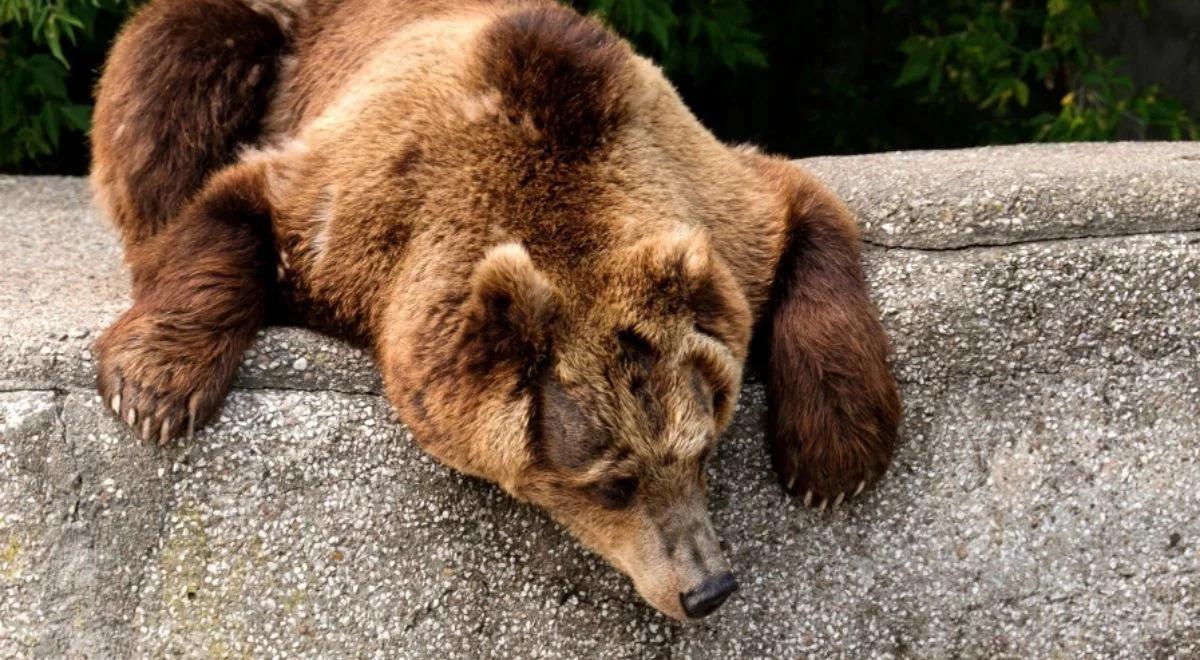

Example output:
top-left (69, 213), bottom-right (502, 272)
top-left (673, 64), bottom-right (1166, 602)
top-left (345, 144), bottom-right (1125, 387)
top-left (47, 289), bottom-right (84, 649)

top-left (260, 0), bottom-right (783, 336)
top-left (265, 0), bottom-right (554, 137)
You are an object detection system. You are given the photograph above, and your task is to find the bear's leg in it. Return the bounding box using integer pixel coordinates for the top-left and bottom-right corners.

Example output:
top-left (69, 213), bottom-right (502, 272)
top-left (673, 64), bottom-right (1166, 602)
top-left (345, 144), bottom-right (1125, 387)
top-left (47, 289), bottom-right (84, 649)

top-left (763, 167), bottom-right (901, 508)
top-left (90, 0), bottom-right (288, 252)
top-left (95, 164), bottom-right (276, 444)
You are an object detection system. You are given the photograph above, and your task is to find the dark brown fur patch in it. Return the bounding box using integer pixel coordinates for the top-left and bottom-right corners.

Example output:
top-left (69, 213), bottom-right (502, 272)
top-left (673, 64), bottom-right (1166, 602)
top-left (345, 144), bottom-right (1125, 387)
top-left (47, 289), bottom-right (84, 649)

top-left (480, 6), bottom-right (629, 156)
top-left (617, 328), bottom-right (656, 390)
top-left (391, 144), bottom-right (423, 178)
top-left (92, 0), bottom-right (286, 245)
top-left (535, 377), bottom-right (611, 471)
top-left (755, 160), bottom-right (902, 500)
top-left (687, 267), bottom-right (751, 349)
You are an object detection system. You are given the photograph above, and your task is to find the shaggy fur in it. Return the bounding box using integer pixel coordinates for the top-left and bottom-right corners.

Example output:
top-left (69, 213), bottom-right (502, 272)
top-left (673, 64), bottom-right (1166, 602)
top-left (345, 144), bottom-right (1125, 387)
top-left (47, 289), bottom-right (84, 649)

top-left (91, 0), bottom-right (900, 620)
top-left (95, 162), bottom-right (277, 444)
top-left (91, 0), bottom-right (287, 249)
top-left (747, 155), bottom-right (903, 502)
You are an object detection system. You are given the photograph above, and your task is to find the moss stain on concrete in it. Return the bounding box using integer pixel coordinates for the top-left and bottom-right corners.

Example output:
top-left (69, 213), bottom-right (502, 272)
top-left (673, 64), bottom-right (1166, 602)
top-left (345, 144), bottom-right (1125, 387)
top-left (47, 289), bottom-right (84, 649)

top-left (152, 505), bottom-right (276, 658)
top-left (0, 533), bottom-right (23, 582)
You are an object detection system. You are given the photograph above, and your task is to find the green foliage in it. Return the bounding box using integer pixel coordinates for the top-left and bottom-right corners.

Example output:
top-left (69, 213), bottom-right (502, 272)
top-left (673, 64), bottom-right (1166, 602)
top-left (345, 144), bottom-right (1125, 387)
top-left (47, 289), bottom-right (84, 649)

top-left (572, 0), bottom-right (766, 76)
top-left (891, 0), bottom-right (1196, 141)
top-left (0, 0), bottom-right (1195, 172)
top-left (0, 0), bottom-right (131, 168)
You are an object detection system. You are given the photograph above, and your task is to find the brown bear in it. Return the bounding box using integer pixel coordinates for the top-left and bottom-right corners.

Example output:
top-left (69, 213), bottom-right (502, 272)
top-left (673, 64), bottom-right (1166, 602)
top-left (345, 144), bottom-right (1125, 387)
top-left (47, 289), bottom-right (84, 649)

top-left (90, 0), bottom-right (900, 620)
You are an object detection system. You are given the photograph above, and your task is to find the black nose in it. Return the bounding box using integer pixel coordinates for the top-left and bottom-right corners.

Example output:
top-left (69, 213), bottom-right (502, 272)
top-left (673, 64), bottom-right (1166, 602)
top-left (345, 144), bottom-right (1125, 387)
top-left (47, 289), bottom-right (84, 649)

top-left (680, 571), bottom-right (738, 619)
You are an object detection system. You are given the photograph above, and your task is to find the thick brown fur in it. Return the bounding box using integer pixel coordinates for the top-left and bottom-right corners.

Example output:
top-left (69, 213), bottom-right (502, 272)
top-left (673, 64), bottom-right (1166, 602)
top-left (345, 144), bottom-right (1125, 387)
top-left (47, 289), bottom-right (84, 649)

top-left (94, 162), bottom-right (277, 444)
top-left (91, 0), bottom-right (287, 252)
top-left (480, 7), bottom-right (629, 155)
top-left (91, 0), bottom-right (900, 620)
top-left (746, 154), bottom-right (902, 506)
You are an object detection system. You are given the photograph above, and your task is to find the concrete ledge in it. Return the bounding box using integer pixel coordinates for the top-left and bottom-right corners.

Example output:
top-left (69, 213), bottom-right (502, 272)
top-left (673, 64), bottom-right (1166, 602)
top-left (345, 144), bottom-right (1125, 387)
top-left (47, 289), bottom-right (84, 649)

top-left (805, 142), bottom-right (1200, 249)
top-left (1, 144), bottom-right (1198, 657)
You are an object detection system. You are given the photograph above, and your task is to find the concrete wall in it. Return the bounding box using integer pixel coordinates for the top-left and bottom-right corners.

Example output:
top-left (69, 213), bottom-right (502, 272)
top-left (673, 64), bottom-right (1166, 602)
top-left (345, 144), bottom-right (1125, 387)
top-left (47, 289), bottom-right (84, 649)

top-left (1, 143), bottom-right (1199, 657)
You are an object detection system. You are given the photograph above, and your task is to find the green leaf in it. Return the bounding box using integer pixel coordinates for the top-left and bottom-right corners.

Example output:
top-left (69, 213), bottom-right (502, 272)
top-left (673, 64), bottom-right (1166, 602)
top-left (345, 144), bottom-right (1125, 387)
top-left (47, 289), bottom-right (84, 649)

top-left (1013, 79), bottom-right (1030, 107)
top-left (26, 55), bottom-right (70, 99)
top-left (738, 43), bottom-right (767, 69)
top-left (645, 17), bottom-right (669, 52)
top-left (686, 13), bottom-right (703, 43)
top-left (46, 33), bottom-right (67, 67)
top-left (59, 103), bottom-right (91, 131)
top-left (42, 106), bottom-right (61, 148)
top-left (894, 63), bottom-right (928, 88)
top-left (57, 12), bottom-right (85, 30)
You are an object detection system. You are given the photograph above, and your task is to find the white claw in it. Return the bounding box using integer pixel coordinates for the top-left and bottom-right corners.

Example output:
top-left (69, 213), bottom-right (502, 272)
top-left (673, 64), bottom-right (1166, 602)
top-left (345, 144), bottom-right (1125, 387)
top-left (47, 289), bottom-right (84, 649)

top-left (125, 407), bottom-right (136, 426)
top-left (160, 418), bottom-right (171, 445)
top-left (803, 490), bottom-right (813, 507)
top-left (110, 394), bottom-right (121, 416)
top-left (187, 394), bottom-right (199, 439)
top-left (833, 493), bottom-right (845, 508)
top-left (854, 481), bottom-right (866, 497)
top-left (141, 417), bottom-right (152, 441)
top-left (787, 473), bottom-right (797, 490)
top-left (816, 498), bottom-right (827, 513)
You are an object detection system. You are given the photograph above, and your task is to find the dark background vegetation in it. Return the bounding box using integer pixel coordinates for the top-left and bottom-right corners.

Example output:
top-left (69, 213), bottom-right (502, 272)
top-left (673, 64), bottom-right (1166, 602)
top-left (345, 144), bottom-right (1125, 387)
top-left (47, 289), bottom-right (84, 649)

top-left (2, 0), bottom-right (1196, 175)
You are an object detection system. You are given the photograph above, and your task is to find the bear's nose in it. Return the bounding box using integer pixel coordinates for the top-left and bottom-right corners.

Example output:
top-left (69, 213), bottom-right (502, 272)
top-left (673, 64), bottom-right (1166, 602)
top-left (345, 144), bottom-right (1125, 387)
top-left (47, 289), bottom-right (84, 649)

top-left (680, 571), bottom-right (738, 618)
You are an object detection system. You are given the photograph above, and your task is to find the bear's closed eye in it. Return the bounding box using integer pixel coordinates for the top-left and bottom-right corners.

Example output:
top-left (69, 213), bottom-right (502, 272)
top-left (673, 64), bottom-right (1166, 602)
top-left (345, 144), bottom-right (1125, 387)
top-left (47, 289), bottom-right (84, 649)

top-left (588, 476), bottom-right (639, 510)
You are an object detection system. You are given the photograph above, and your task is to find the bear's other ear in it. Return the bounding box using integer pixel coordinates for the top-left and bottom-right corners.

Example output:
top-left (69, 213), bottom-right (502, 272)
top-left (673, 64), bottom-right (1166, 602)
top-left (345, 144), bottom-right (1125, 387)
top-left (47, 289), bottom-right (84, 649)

top-left (633, 228), bottom-right (751, 347)
top-left (461, 243), bottom-right (561, 377)
top-left (638, 226), bottom-right (713, 293)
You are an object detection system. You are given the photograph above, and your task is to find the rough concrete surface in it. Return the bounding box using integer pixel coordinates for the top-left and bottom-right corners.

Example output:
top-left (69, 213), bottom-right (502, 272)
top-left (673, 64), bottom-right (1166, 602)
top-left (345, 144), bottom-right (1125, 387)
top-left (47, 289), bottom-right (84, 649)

top-left (1, 144), bottom-right (1198, 658)
top-left (803, 142), bottom-right (1200, 249)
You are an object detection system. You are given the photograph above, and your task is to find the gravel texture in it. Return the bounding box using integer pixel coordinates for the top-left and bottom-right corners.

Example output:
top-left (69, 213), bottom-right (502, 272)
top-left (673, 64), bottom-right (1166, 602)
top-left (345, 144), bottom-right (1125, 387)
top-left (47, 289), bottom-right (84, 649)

top-left (1, 144), bottom-right (1199, 657)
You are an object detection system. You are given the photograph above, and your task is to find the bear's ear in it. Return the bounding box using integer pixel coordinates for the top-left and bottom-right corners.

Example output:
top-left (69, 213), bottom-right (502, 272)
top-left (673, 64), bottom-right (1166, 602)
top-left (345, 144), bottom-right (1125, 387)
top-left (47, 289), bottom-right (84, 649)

top-left (461, 243), bottom-right (561, 378)
top-left (634, 228), bottom-right (751, 345)
top-left (633, 226), bottom-right (714, 301)
top-left (640, 227), bottom-right (711, 284)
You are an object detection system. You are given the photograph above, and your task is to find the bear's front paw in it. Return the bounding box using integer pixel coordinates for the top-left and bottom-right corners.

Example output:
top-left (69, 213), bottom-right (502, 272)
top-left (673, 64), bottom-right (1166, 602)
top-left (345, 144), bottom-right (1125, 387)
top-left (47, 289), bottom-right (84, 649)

top-left (768, 379), bottom-right (900, 510)
top-left (95, 304), bottom-right (241, 444)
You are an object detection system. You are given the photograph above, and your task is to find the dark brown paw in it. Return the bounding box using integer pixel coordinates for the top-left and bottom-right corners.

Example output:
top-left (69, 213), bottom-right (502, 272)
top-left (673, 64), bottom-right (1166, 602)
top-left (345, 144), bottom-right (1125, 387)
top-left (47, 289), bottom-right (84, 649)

top-left (95, 303), bottom-right (241, 444)
top-left (769, 384), bottom-right (901, 510)
top-left (772, 432), bottom-right (889, 510)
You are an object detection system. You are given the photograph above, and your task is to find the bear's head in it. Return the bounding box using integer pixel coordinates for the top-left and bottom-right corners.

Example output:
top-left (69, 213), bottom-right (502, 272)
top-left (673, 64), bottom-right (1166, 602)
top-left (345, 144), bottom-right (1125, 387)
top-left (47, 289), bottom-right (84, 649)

top-left (367, 3), bottom-right (770, 621)
top-left (396, 226), bottom-right (752, 620)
